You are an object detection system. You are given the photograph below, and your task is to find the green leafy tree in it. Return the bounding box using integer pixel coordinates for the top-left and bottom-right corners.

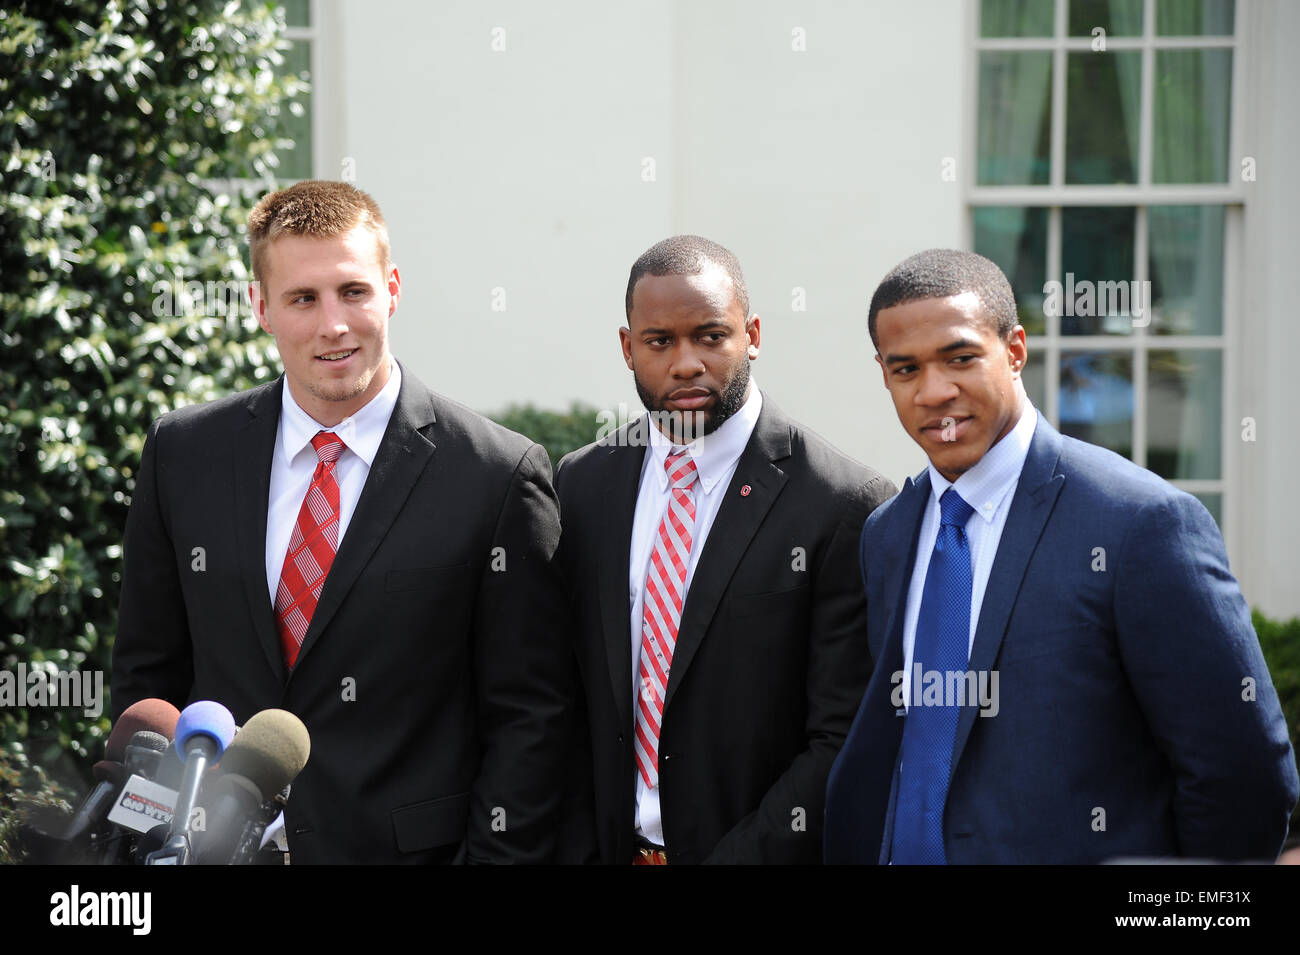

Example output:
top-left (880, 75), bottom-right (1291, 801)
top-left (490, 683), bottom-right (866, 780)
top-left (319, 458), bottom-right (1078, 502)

top-left (0, 0), bottom-right (303, 819)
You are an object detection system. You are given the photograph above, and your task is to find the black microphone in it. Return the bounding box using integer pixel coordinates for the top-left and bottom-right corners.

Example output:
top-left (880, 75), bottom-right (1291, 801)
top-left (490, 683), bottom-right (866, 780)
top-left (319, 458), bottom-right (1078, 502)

top-left (193, 709), bottom-right (311, 865)
top-left (123, 731), bottom-right (169, 781)
top-left (52, 700), bottom-right (180, 856)
top-left (134, 824), bottom-right (170, 864)
top-left (90, 731), bottom-right (171, 865)
top-left (61, 761), bottom-right (131, 846)
top-left (145, 701), bottom-right (235, 865)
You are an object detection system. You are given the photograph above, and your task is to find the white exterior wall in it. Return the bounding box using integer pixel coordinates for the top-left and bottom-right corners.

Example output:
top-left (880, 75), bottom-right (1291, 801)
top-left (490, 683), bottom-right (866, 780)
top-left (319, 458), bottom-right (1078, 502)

top-left (325, 0), bottom-right (1296, 615)
top-left (1236, 0), bottom-right (1300, 618)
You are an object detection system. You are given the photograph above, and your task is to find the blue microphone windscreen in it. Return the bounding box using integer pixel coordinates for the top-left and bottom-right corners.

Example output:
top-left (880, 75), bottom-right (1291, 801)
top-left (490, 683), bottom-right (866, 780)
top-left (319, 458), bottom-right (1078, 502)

top-left (173, 701), bottom-right (237, 758)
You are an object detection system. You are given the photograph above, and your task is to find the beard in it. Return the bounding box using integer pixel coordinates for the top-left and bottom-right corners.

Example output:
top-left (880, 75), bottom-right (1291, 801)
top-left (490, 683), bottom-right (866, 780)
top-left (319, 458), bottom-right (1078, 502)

top-left (634, 358), bottom-right (751, 445)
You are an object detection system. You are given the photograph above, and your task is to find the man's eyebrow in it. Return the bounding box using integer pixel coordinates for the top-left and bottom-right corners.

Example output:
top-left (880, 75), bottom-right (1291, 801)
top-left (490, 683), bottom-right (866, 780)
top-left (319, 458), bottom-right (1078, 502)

top-left (278, 279), bottom-right (372, 300)
top-left (884, 338), bottom-right (983, 365)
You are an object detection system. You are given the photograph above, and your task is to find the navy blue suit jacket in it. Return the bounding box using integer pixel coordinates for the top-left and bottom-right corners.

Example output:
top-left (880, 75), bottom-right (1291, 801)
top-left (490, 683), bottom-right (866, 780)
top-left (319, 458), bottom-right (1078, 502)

top-left (825, 415), bottom-right (1298, 863)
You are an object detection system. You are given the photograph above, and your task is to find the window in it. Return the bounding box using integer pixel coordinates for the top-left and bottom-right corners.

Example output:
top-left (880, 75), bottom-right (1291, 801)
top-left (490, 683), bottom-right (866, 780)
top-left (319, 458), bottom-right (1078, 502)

top-left (971, 0), bottom-right (1239, 530)
top-left (275, 0), bottom-right (314, 180)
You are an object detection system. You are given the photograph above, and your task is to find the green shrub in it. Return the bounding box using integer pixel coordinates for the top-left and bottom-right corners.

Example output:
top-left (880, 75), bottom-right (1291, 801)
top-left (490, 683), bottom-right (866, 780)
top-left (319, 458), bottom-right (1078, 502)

top-left (1254, 610), bottom-right (1300, 832)
top-left (488, 402), bottom-right (605, 468)
top-left (1, 0), bottom-right (301, 798)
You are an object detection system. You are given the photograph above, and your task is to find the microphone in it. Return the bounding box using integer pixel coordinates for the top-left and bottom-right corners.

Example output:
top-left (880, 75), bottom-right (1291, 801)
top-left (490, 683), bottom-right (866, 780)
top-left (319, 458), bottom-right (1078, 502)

top-left (145, 701), bottom-right (235, 865)
top-left (193, 709), bottom-right (311, 865)
top-left (134, 824), bottom-right (170, 864)
top-left (61, 761), bottom-right (130, 845)
top-left (122, 731), bottom-right (169, 782)
top-left (54, 700), bottom-right (180, 855)
top-left (104, 731), bottom-right (183, 846)
top-left (91, 731), bottom-right (172, 865)
top-left (105, 699), bottom-right (180, 762)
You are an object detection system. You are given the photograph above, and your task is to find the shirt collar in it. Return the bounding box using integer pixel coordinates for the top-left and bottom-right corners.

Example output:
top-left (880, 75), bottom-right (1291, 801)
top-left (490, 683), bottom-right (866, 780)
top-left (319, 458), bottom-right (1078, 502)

top-left (647, 381), bottom-right (763, 495)
top-left (926, 399), bottom-right (1038, 524)
top-left (278, 358), bottom-right (402, 469)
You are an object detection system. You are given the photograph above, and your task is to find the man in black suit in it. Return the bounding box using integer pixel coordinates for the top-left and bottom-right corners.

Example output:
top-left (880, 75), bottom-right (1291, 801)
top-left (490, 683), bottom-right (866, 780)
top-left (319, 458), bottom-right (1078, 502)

top-left (556, 235), bottom-right (895, 863)
top-left (111, 180), bottom-right (574, 863)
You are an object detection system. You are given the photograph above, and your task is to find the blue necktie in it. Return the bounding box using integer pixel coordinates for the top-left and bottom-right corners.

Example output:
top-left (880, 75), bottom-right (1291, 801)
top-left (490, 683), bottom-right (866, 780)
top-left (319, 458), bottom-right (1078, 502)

top-left (890, 488), bottom-right (975, 865)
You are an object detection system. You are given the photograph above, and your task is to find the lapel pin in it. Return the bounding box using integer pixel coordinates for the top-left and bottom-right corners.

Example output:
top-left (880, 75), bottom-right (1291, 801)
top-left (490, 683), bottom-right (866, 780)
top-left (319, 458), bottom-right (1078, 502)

top-left (740, 484), bottom-right (752, 497)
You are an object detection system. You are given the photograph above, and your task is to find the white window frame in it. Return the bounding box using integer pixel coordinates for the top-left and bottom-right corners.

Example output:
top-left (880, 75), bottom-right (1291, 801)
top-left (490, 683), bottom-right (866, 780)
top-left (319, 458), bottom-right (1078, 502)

top-left (965, 0), bottom-right (1243, 551)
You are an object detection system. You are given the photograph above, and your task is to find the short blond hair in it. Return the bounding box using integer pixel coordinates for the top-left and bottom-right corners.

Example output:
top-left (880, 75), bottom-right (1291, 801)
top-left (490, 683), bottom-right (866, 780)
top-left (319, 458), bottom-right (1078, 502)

top-left (247, 180), bottom-right (391, 286)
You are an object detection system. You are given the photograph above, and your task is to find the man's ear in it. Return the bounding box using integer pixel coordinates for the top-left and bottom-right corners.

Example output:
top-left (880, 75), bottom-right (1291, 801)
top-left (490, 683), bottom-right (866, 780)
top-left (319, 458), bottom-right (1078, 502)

top-left (619, 325), bottom-right (634, 371)
top-left (875, 352), bottom-right (889, 389)
top-left (250, 280), bottom-right (272, 335)
top-left (1006, 324), bottom-right (1027, 377)
top-left (387, 264), bottom-right (401, 317)
top-left (745, 313), bottom-right (760, 359)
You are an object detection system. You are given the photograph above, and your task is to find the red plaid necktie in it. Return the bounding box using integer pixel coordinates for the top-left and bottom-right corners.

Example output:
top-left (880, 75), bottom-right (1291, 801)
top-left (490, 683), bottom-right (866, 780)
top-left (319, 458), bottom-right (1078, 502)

top-left (275, 431), bottom-right (346, 670)
top-left (635, 448), bottom-right (699, 788)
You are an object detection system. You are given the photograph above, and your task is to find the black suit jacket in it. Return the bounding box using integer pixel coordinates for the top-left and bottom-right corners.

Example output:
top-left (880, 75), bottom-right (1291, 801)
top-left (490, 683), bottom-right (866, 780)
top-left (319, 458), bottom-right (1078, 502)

top-left (555, 394), bottom-right (895, 863)
top-left (111, 365), bottom-right (574, 863)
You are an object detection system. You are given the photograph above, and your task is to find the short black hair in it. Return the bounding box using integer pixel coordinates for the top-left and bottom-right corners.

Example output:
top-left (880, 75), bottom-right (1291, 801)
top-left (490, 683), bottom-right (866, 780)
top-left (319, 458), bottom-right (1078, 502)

top-left (867, 248), bottom-right (1017, 349)
top-left (625, 235), bottom-right (750, 320)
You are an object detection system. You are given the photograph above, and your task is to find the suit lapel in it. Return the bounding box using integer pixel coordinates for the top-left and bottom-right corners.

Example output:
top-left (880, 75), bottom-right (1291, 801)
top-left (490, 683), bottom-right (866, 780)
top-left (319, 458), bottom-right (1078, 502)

top-left (878, 471), bottom-right (930, 665)
top-left (663, 399), bottom-right (791, 711)
top-left (291, 371), bottom-right (438, 671)
top-left (871, 471), bottom-right (929, 861)
top-left (596, 435), bottom-right (646, 732)
top-left (949, 417), bottom-right (1065, 774)
top-left (233, 379), bottom-right (290, 684)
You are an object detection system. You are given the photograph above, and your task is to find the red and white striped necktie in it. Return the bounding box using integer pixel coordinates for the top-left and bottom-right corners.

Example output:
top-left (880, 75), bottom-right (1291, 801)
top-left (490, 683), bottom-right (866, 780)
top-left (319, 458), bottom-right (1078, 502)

top-left (635, 447), bottom-right (699, 788)
top-left (274, 431), bottom-right (346, 670)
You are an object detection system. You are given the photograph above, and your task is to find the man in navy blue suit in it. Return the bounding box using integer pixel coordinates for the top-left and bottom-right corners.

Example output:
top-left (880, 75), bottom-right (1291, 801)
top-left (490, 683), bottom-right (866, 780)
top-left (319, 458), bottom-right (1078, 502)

top-left (825, 248), bottom-right (1298, 864)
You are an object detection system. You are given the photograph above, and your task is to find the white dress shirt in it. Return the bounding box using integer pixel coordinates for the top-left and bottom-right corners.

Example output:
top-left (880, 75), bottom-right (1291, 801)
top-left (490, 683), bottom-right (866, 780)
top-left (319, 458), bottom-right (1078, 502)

top-left (898, 400), bottom-right (1037, 708)
top-left (628, 384), bottom-right (763, 847)
top-left (263, 360), bottom-right (402, 605)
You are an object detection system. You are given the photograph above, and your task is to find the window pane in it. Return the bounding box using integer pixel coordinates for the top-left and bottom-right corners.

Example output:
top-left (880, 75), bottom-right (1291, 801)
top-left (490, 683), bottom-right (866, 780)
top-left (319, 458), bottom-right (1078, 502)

top-left (1148, 349), bottom-right (1222, 479)
top-left (1060, 206), bottom-right (1136, 335)
top-left (1148, 205), bottom-right (1225, 335)
top-left (1153, 49), bottom-right (1233, 183)
top-left (281, 0), bottom-right (311, 28)
top-left (276, 39), bottom-right (313, 181)
top-left (1059, 351), bottom-right (1134, 458)
top-left (1157, 0), bottom-right (1235, 36)
top-left (1022, 347), bottom-right (1047, 410)
top-left (1068, 0), bottom-right (1143, 36)
top-left (1066, 51), bottom-right (1140, 184)
top-left (973, 206), bottom-right (1049, 334)
top-left (977, 52), bottom-right (1053, 185)
top-left (1189, 491), bottom-right (1223, 529)
top-left (981, 0), bottom-right (1054, 36)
